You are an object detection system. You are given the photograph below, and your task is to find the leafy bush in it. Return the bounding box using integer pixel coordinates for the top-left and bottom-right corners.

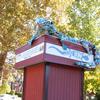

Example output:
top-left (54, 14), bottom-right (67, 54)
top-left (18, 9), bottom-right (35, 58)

top-left (15, 92), bottom-right (22, 97)
top-left (0, 83), bottom-right (11, 94)
top-left (95, 91), bottom-right (100, 100)
top-left (7, 90), bottom-right (15, 95)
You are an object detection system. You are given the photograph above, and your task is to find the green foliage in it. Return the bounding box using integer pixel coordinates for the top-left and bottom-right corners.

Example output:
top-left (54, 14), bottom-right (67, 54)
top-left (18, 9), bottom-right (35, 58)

top-left (0, 82), bottom-right (11, 94)
top-left (66, 0), bottom-right (100, 45)
top-left (8, 91), bottom-right (22, 97)
top-left (7, 90), bottom-right (15, 95)
top-left (96, 91), bottom-right (100, 100)
top-left (15, 92), bottom-right (22, 97)
top-left (84, 66), bottom-right (100, 94)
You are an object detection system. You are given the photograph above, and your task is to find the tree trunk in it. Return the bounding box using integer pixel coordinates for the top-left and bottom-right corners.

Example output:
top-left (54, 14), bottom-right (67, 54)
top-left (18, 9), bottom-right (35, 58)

top-left (0, 52), bottom-right (7, 85)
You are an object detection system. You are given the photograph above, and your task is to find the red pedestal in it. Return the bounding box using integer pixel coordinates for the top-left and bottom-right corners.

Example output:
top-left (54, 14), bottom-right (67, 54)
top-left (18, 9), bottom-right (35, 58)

top-left (15, 35), bottom-right (93, 100)
top-left (23, 63), bottom-right (84, 100)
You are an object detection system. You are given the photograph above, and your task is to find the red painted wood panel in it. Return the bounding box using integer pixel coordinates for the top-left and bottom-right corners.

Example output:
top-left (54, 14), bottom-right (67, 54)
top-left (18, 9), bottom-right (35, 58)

top-left (44, 35), bottom-right (85, 52)
top-left (16, 36), bottom-right (45, 54)
top-left (44, 54), bottom-right (80, 68)
top-left (23, 63), bottom-right (45, 100)
top-left (47, 63), bottom-right (83, 100)
top-left (15, 54), bottom-right (44, 68)
top-left (16, 35), bottom-right (85, 55)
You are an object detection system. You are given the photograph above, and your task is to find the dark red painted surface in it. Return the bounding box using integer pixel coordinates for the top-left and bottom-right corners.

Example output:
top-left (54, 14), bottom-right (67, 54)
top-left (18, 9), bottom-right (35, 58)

top-left (23, 62), bottom-right (84, 100)
top-left (23, 63), bottom-right (45, 100)
top-left (16, 35), bottom-right (85, 54)
top-left (44, 35), bottom-right (85, 52)
top-left (16, 36), bottom-right (45, 54)
top-left (47, 63), bottom-right (83, 100)
top-left (44, 54), bottom-right (81, 68)
top-left (15, 54), bottom-right (44, 69)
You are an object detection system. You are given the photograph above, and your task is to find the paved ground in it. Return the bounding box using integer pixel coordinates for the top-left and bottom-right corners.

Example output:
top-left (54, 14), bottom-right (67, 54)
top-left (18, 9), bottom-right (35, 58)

top-left (0, 94), bottom-right (21, 100)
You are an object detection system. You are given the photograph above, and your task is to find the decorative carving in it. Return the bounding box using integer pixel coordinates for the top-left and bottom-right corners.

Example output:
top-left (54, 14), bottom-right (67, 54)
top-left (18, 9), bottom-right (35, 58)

top-left (28, 18), bottom-right (57, 45)
top-left (28, 18), bottom-right (100, 68)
